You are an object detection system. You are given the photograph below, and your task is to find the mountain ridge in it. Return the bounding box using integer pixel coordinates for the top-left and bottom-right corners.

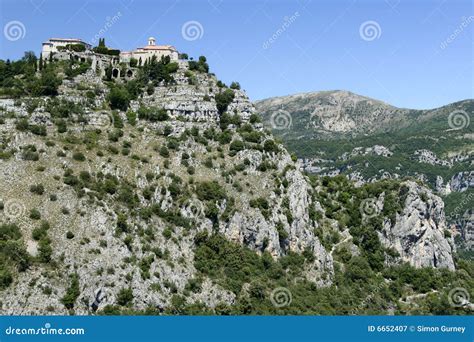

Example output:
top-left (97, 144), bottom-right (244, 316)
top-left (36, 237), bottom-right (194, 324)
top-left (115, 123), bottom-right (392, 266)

top-left (255, 90), bottom-right (473, 253)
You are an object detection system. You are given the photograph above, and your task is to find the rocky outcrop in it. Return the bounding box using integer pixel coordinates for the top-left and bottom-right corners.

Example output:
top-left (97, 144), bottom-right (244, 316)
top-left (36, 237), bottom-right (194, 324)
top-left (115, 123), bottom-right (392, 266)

top-left (0, 59), bottom-right (336, 315)
top-left (379, 181), bottom-right (455, 270)
top-left (450, 171), bottom-right (474, 192)
top-left (413, 150), bottom-right (453, 167)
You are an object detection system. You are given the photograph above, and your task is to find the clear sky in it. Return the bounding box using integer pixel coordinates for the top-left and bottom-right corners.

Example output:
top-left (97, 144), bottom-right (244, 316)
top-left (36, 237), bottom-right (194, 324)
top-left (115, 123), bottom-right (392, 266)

top-left (0, 0), bottom-right (472, 109)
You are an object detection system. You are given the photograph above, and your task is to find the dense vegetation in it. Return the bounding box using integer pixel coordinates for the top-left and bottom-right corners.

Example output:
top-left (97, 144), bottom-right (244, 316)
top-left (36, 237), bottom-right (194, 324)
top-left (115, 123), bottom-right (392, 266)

top-left (187, 231), bottom-right (473, 315)
top-left (99, 231), bottom-right (473, 315)
top-left (0, 224), bottom-right (29, 289)
top-left (0, 52), bottom-right (63, 97)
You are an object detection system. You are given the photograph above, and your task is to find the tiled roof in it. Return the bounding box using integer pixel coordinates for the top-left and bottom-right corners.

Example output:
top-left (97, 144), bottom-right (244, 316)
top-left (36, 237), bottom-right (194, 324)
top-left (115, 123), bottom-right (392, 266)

top-left (141, 45), bottom-right (177, 51)
top-left (49, 38), bottom-right (86, 43)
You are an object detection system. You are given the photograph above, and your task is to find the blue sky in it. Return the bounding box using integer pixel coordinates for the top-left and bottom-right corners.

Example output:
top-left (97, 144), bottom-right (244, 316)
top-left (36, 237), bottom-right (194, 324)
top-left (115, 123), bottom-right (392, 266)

top-left (0, 0), bottom-right (472, 109)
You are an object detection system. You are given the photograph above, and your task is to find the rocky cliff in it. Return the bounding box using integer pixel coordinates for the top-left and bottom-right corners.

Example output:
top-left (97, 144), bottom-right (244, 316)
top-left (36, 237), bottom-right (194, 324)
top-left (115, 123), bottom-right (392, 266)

top-left (379, 181), bottom-right (455, 270)
top-left (0, 56), bottom-right (462, 315)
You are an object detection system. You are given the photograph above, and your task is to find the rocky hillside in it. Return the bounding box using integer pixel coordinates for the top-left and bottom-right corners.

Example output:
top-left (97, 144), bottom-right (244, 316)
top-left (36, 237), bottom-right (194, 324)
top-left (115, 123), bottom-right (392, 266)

top-left (0, 54), bottom-right (471, 315)
top-left (255, 90), bottom-right (412, 138)
top-left (255, 90), bottom-right (473, 139)
top-left (256, 91), bottom-right (473, 249)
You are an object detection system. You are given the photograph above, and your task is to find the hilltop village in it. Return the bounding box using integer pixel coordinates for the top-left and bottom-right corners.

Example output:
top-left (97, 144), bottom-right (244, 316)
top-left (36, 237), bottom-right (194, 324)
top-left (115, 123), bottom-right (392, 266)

top-left (41, 36), bottom-right (178, 80)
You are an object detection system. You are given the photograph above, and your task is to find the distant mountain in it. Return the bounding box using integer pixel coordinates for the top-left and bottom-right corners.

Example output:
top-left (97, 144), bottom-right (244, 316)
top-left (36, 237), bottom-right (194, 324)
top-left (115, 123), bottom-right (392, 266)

top-left (255, 90), bottom-right (473, 139)
top-left (256, 91), bottom-right (474, 241)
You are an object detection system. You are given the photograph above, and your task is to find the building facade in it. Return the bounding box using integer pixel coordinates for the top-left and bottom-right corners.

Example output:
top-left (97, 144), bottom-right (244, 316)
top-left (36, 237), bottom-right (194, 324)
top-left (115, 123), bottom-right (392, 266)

top-left (119, 37), bottom-right (179, 64)
top-left (41, 38), bottom-right (92, 59)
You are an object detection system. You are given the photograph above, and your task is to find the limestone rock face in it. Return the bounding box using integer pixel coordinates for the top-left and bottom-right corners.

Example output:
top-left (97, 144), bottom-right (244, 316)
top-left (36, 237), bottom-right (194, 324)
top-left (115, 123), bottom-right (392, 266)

top-left (379, 181), bottom-right (455, 270)
top-left (130, 65), bottom-right (254, 123)
top-left (450, 171), bottom-right (474, 193)
top-left (218, 153), bottom-right (333, 286)
top-left (0, 58), bottom-right (460, 315)
top-left (0, 60), bottom-right (336, 314)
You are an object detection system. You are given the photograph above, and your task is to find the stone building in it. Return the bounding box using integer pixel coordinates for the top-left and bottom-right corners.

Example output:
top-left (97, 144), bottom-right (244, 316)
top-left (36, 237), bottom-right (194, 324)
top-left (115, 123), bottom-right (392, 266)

top-left (120, 37), bottom-right (178, 63)
top-left (41, 38), bottom-right (92, 59)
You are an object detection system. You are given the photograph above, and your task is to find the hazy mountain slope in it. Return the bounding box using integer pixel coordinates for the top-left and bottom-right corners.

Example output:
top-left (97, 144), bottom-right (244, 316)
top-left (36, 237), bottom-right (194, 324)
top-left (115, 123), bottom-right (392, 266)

top-left (255, 90), bottom-right (413, 139)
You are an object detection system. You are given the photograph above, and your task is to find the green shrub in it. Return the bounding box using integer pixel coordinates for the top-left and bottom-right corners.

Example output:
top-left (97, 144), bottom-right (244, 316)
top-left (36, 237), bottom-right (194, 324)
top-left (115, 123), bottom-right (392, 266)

top-left (249, 114), bottom-right (261, 124)
top-left (107, 86), bottom-right (130, 111)
top-left (137, 106), bottom-right (169, 122)
top-left (229, 140), bottom-right (245, 153)
top-left (29, 125), bottom-right (47, 136)
top-left (126, 110), bottom-right (137, 125)
top-left (215, 89), bottom-right (234, 115)
top-left (38, 238), bottom-right (52, 263)
top-left (196, 181), bottom-right (226, 201)
top-left (72, 152), bottom-right (86, 161)
top-left (188, 56), bottom-right (209, 73)
top-left (29, 208), bottom-right (41, 220)
top-left (163, 227), bottom-right (173, 239)
top-left (230, 82), bottom-right (241, 90)
top-left (29, 184), bottom-right (45, 195)
top-left (116, 288), bottom-right (134, 306)
top-left (61, 274), bottom-right (80, 309)
top-left (159, 146), bottom-right (170, 158)
top-left (263, 139), bottom-right (279, 153)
